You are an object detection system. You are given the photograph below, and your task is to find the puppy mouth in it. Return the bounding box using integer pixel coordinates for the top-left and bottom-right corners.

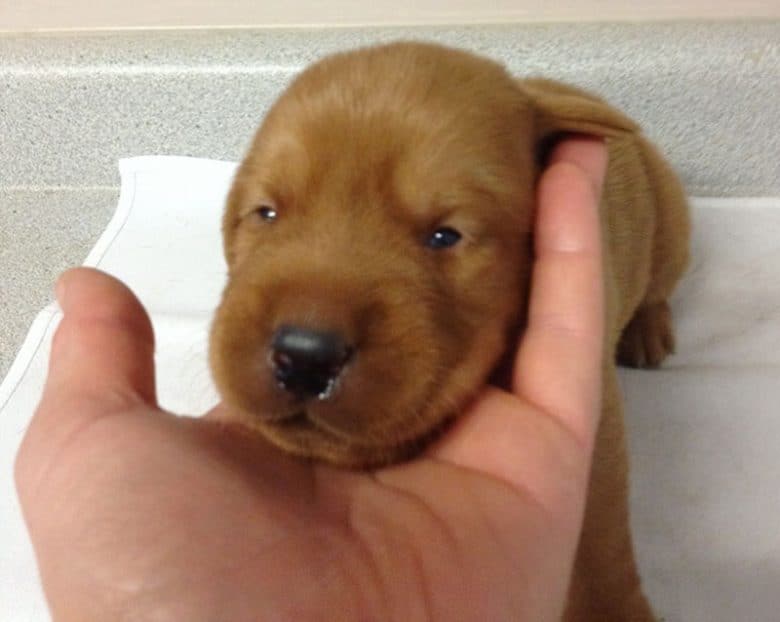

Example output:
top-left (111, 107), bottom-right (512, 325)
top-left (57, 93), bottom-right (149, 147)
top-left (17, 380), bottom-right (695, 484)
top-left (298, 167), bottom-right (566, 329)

top-left (268, 408), bottom-right (343, 439)
top-left (266, 406), bottom-right (373, 445)
top-left (272, 410), bottom-right (311, 429)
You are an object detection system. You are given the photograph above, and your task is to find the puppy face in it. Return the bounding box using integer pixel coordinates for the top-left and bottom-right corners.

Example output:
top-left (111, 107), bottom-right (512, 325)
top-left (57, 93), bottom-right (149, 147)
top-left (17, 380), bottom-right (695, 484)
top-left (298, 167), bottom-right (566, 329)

top-left (210, 42), bottom-right (537, 467)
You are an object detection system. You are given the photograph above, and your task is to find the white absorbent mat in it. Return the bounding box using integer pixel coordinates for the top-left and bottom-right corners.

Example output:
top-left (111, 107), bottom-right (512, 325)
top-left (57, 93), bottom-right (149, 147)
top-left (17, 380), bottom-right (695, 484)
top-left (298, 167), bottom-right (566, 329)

top-left (1, 156), bottom-right (779, 621)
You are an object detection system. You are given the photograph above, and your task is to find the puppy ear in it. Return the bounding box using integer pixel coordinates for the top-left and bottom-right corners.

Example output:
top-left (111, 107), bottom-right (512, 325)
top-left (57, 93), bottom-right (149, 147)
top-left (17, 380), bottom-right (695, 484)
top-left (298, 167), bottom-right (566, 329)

top-left (521, 78), bottom-right (639, 148)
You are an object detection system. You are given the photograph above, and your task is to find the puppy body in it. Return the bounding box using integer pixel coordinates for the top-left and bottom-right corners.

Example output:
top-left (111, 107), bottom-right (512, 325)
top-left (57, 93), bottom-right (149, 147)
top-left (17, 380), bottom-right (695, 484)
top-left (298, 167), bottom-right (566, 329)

top-left (210, 42), bottom-right (690, 621)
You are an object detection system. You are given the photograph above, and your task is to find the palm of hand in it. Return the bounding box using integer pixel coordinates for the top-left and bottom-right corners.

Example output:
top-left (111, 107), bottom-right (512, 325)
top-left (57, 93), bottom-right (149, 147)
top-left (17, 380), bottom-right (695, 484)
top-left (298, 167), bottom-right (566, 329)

top-left (31, 398), bottom-right (561, 621)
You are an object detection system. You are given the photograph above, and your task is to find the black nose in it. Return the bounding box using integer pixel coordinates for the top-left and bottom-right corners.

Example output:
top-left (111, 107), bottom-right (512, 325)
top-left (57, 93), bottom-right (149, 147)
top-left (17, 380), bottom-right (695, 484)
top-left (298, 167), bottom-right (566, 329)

top-left (270, 325), bottom-right (353, 400)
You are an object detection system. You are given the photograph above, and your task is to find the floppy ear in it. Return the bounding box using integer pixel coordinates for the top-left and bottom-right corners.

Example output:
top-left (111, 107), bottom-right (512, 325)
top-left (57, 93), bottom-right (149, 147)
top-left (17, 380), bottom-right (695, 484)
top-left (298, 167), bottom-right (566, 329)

top-left (520, 78), bottom-right (639, 155)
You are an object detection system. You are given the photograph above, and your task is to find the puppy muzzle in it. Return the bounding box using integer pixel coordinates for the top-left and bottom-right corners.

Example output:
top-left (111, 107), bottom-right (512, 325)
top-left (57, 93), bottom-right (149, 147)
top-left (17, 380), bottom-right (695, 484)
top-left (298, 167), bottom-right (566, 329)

top-left (270, 325), bottom-right (353, 401)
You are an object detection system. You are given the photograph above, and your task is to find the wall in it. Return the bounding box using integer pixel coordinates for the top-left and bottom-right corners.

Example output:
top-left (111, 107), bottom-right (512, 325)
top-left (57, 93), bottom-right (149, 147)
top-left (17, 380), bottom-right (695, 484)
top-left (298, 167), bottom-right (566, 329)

top-left (2, 1), bottom-right (779, 32)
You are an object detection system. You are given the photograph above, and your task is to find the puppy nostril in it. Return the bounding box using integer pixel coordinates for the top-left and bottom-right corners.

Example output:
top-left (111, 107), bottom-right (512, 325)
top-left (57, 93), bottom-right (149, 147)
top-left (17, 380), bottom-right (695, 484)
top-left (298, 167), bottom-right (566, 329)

top-left (270, 325), bottom-right (352, 400)
top-left (271, 350), bottom-right (295, 375)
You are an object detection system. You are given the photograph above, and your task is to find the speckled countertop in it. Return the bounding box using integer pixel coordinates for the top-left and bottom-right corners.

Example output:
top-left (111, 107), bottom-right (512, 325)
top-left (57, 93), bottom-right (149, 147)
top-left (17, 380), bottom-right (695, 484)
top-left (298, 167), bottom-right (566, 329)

top-left (1, 21), bottom-right (779, 378)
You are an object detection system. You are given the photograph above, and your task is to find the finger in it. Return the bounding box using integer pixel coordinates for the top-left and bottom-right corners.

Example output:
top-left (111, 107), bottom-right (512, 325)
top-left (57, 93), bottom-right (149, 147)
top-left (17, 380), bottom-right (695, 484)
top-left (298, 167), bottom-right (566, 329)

top-left (513, 137), bottom-right (607, 447)
top-left (16, 268), bottom-right (158, 505)
top-left (548, 136), bottom-right (608, 199)
top-left (45, 267), bottom-right (157, 408)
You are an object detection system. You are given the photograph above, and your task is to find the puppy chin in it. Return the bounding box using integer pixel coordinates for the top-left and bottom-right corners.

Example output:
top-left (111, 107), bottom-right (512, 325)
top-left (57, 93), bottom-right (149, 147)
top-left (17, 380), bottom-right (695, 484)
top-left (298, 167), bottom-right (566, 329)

top-left (232, 411), bottom-right (424, 468)
top-left (211, 390), bottom-right (435, 468)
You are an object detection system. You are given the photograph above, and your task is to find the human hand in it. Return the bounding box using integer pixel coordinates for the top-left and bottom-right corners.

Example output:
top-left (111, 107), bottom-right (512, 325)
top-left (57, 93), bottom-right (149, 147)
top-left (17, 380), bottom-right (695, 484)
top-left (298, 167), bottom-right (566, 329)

top-left (15, 137), bottom-right (607, 622)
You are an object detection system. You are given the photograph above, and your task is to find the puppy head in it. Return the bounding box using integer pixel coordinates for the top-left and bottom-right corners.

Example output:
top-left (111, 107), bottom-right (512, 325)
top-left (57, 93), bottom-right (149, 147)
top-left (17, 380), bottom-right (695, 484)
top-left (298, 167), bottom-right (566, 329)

top-left (209, 42), bottom-right (627, 467)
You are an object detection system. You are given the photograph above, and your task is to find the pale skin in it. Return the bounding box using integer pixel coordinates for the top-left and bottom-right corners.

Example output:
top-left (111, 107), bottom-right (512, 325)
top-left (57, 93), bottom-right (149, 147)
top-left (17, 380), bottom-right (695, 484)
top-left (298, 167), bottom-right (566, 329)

top-left (15, 138), bottom-right (607, 622)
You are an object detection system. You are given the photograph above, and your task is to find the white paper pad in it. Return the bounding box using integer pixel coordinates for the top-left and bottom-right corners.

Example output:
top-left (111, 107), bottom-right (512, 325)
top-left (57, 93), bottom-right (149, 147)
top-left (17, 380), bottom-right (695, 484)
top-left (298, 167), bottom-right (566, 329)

top-left (1, 156), bottom-right (779, 621)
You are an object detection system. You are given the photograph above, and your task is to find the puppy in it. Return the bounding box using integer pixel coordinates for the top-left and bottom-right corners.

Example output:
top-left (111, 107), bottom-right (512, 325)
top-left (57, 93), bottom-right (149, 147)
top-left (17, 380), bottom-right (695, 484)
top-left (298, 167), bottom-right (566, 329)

top-left (209, 41), bottom-right (690, 621)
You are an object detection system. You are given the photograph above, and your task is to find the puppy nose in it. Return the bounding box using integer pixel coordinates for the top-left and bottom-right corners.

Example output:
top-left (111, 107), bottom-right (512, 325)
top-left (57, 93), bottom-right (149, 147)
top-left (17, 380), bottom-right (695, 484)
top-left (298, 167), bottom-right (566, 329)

top-left (270, 325), bottom-right (353, 400)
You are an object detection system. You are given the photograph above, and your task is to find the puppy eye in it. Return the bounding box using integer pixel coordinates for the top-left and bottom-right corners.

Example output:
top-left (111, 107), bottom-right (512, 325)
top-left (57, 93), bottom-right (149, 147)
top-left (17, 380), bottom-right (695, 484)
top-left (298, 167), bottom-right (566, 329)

top-left (254, 205), bottom-right (278, 222)
top-left (426, 226), bottom-right (462, 250)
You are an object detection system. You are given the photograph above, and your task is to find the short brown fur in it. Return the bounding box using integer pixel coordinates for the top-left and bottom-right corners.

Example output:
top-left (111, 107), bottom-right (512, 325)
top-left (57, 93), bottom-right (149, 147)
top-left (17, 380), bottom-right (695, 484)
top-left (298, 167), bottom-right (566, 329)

top-left (210, 41), bottom-right (690, 621)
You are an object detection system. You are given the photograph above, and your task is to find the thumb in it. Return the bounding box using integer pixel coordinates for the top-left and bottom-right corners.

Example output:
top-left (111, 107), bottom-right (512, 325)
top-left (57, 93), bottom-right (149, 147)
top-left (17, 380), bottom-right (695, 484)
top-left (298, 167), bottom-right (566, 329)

top-left (45, 267), bottom-right (157, 409)
top-left (16, 268), bottom-right (157, 500)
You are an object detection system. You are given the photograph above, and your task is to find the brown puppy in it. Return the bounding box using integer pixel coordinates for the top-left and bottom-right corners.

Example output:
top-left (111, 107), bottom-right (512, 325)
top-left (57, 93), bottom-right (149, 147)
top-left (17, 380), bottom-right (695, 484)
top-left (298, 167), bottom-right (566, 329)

top-left (210, 41), bottom-right (690, 621)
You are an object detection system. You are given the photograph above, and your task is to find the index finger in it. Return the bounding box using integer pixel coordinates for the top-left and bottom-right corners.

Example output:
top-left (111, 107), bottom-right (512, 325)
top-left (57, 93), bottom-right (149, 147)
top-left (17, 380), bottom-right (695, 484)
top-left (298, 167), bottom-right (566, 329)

top-left (513, 137), bottom-right (608, 448)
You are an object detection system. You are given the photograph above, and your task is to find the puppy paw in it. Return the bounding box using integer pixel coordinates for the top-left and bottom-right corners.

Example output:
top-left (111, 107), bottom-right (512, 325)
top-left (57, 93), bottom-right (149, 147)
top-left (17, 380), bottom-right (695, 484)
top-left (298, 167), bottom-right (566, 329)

top-left (617, 300), bottom-right (675, 368)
